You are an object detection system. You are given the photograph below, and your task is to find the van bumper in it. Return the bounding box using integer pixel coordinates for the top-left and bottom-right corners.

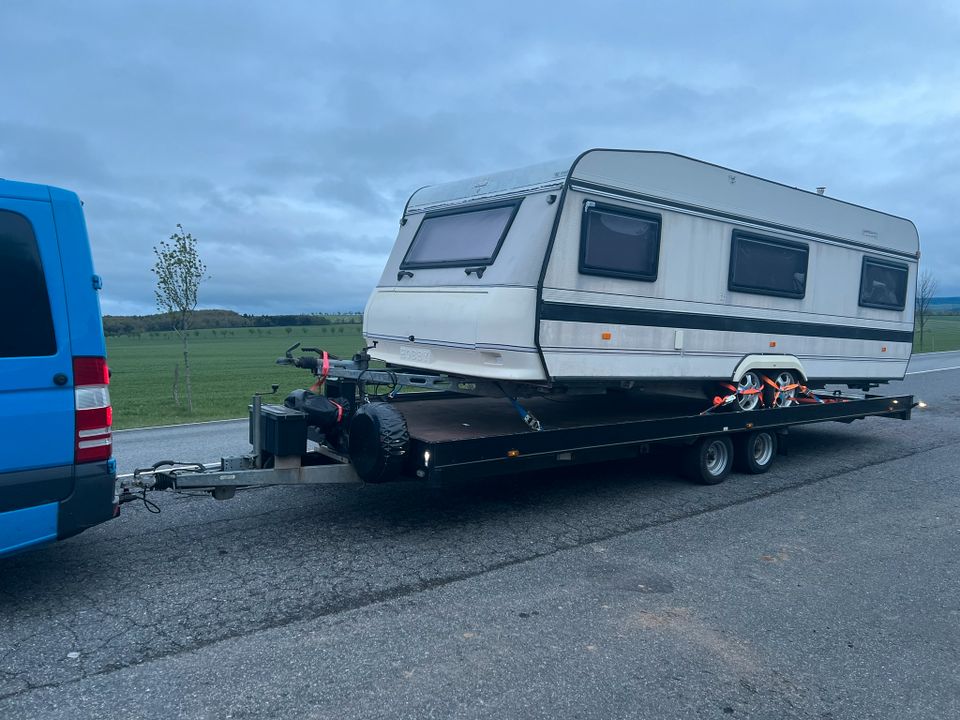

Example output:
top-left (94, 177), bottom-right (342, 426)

top-left (57, 458), bottom-right (118, 540)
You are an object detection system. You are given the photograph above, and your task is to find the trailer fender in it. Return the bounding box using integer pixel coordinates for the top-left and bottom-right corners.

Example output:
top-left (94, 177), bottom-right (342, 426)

top-left (731, 354), bottom-right (807, 383)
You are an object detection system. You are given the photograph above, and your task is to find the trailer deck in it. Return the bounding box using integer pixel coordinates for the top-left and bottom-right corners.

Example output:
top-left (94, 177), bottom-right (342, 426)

top-left (392, 391), bottom-right (915, 483)
top-left (118, 390), bottom-right (915, 500)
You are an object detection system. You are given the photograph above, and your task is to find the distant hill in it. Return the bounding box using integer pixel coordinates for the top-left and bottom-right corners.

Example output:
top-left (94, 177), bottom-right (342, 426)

top-left (103, 309), bottom-right (361, 336)
top-left (931, 297), bottom-right (960, 312)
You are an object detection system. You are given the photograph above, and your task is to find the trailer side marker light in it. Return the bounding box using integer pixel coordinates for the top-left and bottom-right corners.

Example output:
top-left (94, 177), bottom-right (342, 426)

top-left (745, 422), bottom-right (754, 429)
top-left (882, 346), bottom-right (887, 352)
top-left (601, 332), bottom-right (612, 340)
top-left (507, 449), bottom-right (520, 458)
top-left (769, 341), bottom-right (777, 348)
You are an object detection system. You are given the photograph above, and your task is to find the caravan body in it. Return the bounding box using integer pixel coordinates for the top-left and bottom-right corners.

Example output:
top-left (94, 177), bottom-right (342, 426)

top-left (363, 150), bottom-right (919, 394)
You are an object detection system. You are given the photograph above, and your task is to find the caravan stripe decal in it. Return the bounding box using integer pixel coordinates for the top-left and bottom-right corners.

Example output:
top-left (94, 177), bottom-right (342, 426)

top-left (539, 302), bottom-right (914, 344)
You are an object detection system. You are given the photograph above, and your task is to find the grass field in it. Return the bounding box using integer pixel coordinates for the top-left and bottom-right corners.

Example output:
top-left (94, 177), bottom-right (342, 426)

top-left (914, 315), bottom-right (960, 353)
top-left (107, 324), bottom-right (365, 429)
top-left (107, 315), bottom-right (960, 429)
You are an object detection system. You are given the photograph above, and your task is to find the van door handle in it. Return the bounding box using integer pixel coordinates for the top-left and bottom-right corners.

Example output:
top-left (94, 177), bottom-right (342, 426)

top-left (53, 373), bottom-right (68, 386)
top-left (464, 266), bottom-right (486, 279)
top-left (397, 270), bottom-right (414, 281)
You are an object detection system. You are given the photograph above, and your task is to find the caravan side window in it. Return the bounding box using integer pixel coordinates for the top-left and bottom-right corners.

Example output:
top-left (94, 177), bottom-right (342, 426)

top-left (859, 257), bottom-right (908, 310)
top-left (579, 201), bottom-right (661, 281)
top-left (400, 199), bottom-right (521, 269)
top-left (728, 231), bottom-right (808, 299)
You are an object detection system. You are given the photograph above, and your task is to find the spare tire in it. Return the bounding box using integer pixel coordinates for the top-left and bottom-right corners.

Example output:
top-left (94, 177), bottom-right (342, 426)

top-left (348, 403), bottom-right (409, 483)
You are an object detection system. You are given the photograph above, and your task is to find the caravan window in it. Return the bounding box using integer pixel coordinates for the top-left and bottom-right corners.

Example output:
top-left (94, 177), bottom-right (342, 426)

top-left (579, 202), bottom-right (661, 281)
top-left (400, 200), bottom-right (521, 269)
top-left (859, 257), bottom-right (908, 310)
top-left (728, 231), bottom-right (808, 299)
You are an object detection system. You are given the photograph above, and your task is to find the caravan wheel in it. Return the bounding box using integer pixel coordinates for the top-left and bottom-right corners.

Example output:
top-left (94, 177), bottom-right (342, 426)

top-left (766, 371), bottom-right (798, 408)
top-left (736, 372), bottom-right (763, 411)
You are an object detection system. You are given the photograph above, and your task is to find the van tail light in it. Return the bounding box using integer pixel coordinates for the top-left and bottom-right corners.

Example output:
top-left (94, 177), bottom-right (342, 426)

top-left (74, 356), bottom-right (113, 464)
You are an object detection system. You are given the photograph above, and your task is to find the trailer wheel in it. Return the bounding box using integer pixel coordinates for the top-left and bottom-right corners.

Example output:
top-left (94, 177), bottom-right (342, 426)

top-left (348, 403), bottom-right (409, 483)
top-left (682, 435), bottom-right (733, 485)
top-left (733, 430), bottom-right (777, 474)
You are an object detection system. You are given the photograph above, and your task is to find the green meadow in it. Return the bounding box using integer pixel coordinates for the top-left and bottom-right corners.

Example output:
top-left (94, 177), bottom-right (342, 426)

top-left (914, 315), bottom-right (960, 353)
top-left (107, 323), bottom-right (365, 429)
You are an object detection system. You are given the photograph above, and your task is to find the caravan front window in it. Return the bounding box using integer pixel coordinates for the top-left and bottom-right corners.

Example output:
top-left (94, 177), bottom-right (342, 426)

top-left (400, 200), bottom-right (521, 269)
top-left (859, 257), bottom-right (908, 310)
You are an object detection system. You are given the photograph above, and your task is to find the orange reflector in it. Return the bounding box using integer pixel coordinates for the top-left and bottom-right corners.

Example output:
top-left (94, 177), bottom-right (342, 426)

top-left (507, 449), bottom-right (520, 458)
top-left (769, 341), bottom-right (777, 348)
top-left (881, 346), bottom-right (887, 352)
top-left (601, 332), bottom-right (612, 340)
top-left (745, 422), bottom-right (754, 429)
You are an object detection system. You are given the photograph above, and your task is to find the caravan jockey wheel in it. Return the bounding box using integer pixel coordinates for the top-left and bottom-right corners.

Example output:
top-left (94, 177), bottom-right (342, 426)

top-left (736, 372), bottom-right (763, 411)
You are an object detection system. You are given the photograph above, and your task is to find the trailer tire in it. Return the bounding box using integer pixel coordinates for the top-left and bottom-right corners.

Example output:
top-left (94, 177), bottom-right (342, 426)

top-left (733, 430), bottom-right (777, 474)
top-left (348, 403), bottom-right (409, 483)
top-left (682, 435), bottom-right (733, 485)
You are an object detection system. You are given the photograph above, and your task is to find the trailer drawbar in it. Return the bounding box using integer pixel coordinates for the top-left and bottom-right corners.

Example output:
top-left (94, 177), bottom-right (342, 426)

top-left (117, 343), bottom-right (918, 505)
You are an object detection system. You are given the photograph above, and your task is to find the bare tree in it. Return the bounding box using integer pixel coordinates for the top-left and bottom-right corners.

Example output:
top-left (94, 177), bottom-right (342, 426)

top-left (152, 224), bottom-right (207, 412)
top-left (915, 269), bottom-right (939, 351)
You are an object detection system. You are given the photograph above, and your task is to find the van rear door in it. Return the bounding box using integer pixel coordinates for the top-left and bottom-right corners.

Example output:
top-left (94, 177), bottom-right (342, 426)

top-left (0, 191), bottom-right (75, 521)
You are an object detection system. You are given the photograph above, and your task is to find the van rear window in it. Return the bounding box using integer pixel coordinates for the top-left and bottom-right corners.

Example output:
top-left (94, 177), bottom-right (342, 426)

top-left (401, 200), bottom-right (521, 269)
top-left (0, 210), bottom-right (57, 357)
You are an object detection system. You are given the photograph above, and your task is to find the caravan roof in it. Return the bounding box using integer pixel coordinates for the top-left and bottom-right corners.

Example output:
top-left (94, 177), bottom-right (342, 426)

top-left (406, 150), bottom-right (919, 258)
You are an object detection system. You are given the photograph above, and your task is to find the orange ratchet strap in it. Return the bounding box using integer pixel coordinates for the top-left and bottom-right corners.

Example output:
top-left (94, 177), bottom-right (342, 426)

top-left (309, 351), bottom-right (330, 392)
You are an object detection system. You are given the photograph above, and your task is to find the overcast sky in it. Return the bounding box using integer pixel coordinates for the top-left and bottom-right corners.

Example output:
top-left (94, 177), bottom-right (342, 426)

top-left (2, 1), bottom-right (957, 314)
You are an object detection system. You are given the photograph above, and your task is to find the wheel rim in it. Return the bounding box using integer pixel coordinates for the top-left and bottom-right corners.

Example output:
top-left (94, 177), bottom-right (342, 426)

top-left (773, 371), bottom-right (797, 407)
top-left (736, 372), bottom-right (762, 411)
top-left (752, 433), bottom-right (774, 466)
top-left (705, 439), bottom-right (730, 477)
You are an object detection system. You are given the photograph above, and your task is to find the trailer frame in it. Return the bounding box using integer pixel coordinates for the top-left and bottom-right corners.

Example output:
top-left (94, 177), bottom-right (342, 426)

top-left (117, 389), bottom-right (915, 500)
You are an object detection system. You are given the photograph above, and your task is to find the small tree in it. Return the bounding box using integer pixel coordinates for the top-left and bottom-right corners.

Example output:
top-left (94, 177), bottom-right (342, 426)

top-left (152, 224), bottom-right (207, 412)
top-left (915, 269), bottom-right (938, 351)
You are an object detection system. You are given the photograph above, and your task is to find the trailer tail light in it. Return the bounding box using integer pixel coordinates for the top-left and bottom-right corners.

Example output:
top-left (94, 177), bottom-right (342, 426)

top-left (74, 356), bottom-right (113, 464)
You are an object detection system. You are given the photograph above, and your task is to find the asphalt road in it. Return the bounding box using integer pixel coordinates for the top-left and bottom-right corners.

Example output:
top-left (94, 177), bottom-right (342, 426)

top-left (1, 359), bottom-right (958, 719)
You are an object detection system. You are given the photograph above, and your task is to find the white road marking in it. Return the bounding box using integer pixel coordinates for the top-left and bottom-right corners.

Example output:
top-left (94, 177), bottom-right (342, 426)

top-left (905, 365), bottom-right (960, 376)
top-left (113, 417), bottom-right (245, 433)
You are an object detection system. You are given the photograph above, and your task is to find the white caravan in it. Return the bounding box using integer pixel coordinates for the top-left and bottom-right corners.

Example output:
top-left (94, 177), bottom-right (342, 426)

top-left (363, 150), bottom-right (919, 408)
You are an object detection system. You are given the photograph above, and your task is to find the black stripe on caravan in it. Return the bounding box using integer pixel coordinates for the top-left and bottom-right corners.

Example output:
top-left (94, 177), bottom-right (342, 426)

top-left (539, 302), bottom-right (914, 344)
top-left (569, 180), bottom-right (919, 261)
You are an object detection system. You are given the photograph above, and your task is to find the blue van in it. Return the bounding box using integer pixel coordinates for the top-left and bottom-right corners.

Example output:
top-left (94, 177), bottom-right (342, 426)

top-left (0, 179), bottom-right (116, 557)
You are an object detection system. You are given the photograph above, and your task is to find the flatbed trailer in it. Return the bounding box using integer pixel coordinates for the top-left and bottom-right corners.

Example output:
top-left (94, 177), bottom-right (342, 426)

top-left (118, 387), bottom-right (917, 501)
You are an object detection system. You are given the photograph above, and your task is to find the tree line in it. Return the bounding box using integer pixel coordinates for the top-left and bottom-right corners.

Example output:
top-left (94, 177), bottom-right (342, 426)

top-left (103, 309), bottom-right (361, 337)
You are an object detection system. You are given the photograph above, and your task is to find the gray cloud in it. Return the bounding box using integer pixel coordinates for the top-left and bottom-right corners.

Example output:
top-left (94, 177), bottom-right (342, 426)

top-left (1, 0), bottom-right (957, 316)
